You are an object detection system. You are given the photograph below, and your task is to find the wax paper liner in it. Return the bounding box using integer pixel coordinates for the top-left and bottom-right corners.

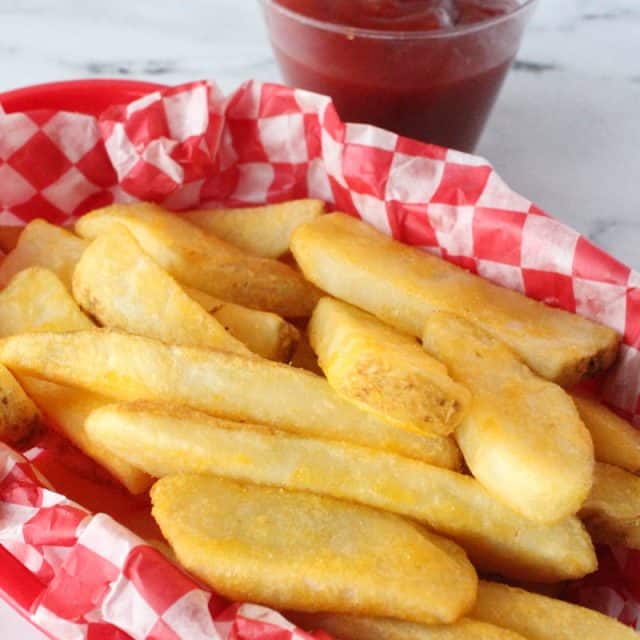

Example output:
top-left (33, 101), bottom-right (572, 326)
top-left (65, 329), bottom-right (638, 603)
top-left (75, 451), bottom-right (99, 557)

top-left (0, 79), bottom-right (639, 638)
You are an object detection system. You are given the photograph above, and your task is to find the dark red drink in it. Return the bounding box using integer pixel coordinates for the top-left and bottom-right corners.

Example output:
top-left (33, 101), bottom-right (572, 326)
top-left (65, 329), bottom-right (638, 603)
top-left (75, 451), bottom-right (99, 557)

top-left (262, 0), bottom-right (537, 151)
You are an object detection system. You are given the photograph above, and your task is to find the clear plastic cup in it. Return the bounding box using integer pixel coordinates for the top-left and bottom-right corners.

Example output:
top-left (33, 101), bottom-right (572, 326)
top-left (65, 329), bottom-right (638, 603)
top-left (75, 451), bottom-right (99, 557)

top-left (260, 0), bottom-right (538, 152)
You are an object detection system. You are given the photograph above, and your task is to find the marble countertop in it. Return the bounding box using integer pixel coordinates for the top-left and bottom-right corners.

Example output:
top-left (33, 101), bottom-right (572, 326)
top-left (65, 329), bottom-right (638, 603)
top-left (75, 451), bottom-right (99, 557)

top-left (0, 0), bottom-right (638, 268)
top-left (0, 1), bottom-right (638, 637)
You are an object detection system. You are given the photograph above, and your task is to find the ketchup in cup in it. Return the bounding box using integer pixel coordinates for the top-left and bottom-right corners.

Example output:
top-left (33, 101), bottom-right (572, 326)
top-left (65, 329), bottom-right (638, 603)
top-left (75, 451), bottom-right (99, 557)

top-left (261, 0), bottom-right (538, 152)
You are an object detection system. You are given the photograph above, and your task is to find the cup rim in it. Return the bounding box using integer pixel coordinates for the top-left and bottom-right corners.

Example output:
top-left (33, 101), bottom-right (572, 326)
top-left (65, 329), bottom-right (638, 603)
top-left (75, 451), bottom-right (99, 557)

top-left (259, 0), bottom-right (538, 40)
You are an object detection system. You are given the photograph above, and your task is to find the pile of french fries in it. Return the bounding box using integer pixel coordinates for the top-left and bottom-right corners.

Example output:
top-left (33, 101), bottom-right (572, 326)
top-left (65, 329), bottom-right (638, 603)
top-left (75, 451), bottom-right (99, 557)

top-left (1, 200), bottom-right (639, 639)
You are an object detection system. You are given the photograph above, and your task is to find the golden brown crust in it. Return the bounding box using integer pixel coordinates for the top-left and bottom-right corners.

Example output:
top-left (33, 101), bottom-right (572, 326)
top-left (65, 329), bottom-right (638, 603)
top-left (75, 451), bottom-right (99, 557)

top-left (291, 213), bottom-right (622, 385)
top-left (0, 364), bottom-right (44, 446)
top-left (87, 401), bottom-right (595, 583)
top-left (309, 298), bottom-right (470, 435)
top-left (289, 612), bottom-right (529, 640)
top-left (473, 580), bottom-right (638, 640)
top-left (0, 329), bottom-right (460, 468)
top-left (580, 463), bottom-right (640, 549)
top-left (572, 393), bottom-right (640, 472)
top-left (555, 336), bottom-right (621, 388)
top-left (151, 474), bottom-right (478, 624)
top-left (75, 203), bottom-right (321, 317)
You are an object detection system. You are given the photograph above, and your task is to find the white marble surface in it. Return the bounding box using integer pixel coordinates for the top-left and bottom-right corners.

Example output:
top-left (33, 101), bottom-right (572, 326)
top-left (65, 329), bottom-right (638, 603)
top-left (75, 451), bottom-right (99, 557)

top-left (0, 1), bottom-right (638, 637)
top-left (0, 0), bottom-right (638, 268)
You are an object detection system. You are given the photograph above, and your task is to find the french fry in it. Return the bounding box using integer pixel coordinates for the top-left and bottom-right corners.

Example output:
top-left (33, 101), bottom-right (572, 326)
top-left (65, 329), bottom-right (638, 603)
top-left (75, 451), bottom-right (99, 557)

top-left (472, 580), bottom-right (638, 640)
top-left (183, 199), bottom-right (325, 258)
top-left (0, 364), bottom-right (42, 445)
top-left (212, 299), bottom-right (299, 361)
top-left (19, 377), bottom-right (152, 494)
top-left (309, 298), bottom-right (470, 435)
top-left (0, 258), bottom-right (86, 445)
top-left (0, 219), bottom-right (88, 290)
top-left (0, 330), bottom-right (461, 468)
top-left (87, 402), bottom-right (596, 583)
top-left (289, 612), bottom-right (529, 640)
top-left (75, 203), bottom-right (320, 317)
top-left (72, 225), bottom-right (251, 356)
top-left (180, 286), bottom-right (218, 310)
top-left (151, 474), bottom-right (477, 624)
top-left (0, 268), bottom-right (93, 337)
top-left (184, 287), bottom-right (299, 362)
top-left (579, 462), bottom-right (640, 549)
top-left (0, 269), bottom-right (149, 493)
top-left (290, 213), bottom-right (619, 386)
top-left (572, 393), bottom-right (640, 473)
top-left (423, 312), bottom-right (594, 524)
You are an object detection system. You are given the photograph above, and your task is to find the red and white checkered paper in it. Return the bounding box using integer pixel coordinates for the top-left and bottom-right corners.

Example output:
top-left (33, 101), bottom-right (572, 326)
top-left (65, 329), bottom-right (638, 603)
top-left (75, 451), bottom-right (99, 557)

top-left (0, 79), bottom-right (639, 638)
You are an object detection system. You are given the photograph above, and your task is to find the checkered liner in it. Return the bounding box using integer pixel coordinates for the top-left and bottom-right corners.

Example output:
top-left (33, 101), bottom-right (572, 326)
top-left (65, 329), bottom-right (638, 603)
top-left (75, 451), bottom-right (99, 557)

top-left (0, 80), bottom-right (639, 637)
top-left (0, 437), bottom-right (325, 640)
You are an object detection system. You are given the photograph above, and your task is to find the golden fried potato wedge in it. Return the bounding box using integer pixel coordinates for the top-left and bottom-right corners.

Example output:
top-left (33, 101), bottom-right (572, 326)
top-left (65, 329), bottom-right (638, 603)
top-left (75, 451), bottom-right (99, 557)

top-left (0, 268), bottom-right (93, 337)
top-left (151, 474), bottom-right (477, 624)
top-left (75, 203), bottom-right (320, 317)
top-left (472, 580), bottom-right (638, 640)
top-left (309, 298), bottom-right (470, 435)
top-left (0, 364), bottom-right (42, 445)
top-left (290, 612), bottom-right (528, 640)
top-left (0, 277), bottom-right (147, 492)
top-left (580, 462), bottom-right (640, 549)
top-left (0, 330), bottom-right (460, 468)
top-left (184, 287), bottom-right (299, 361)
top-left (72, 225), bottom-right (250, 355)
top-left (183, 199), bottom-right (325, 258)
top-left (180, 286), bottom-right (218, 310)
top-left (423, 312), bottom-right (594, 524)
top-left (0, 219), bottom-right (88, 290)
top-left (572, 393), bottom-right (640, 473)
top-left (212, 298), bottom-right (299, 361)
top-left (290, 213), bottom-right (619, 386)
top-left (87, 402), bottom-right (595, 583)
top-left (19, 377), bottom-right (152, 494)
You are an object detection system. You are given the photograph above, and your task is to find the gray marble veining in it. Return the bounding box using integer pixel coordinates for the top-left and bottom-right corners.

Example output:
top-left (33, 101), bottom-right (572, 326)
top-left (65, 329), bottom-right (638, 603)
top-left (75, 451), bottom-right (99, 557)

top-left (0, 0), bottom-right (638, 269)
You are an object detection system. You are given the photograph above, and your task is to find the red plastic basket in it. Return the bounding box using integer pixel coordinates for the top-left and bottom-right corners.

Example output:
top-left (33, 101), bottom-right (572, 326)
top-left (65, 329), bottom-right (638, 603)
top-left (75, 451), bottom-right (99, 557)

top-left (0, 79), bottom-right (165, 116)
top-left (0, 76), bottom-right (639, 639)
